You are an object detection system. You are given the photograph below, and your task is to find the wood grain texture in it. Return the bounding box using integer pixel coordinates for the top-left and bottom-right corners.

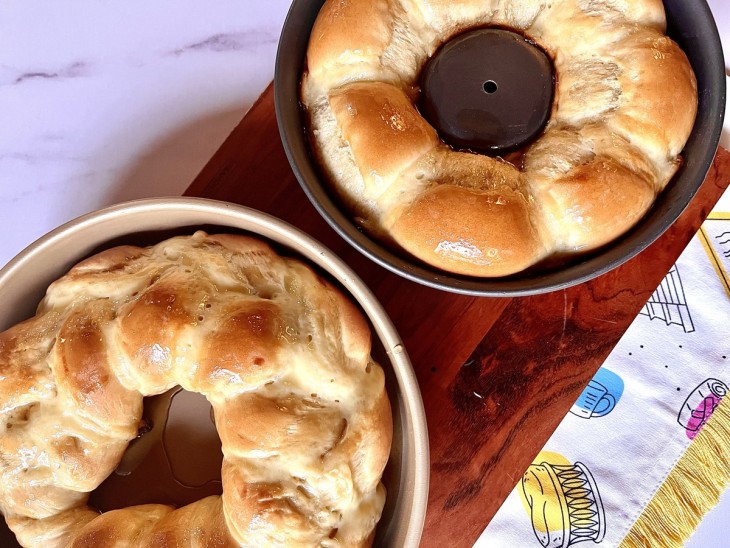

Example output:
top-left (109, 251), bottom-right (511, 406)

top-left (185, 83), bottom-right (730, 546)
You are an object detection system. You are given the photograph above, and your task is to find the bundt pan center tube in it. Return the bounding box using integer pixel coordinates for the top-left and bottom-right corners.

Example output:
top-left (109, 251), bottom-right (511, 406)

top-left (275, 0), bottom-right (725, 295)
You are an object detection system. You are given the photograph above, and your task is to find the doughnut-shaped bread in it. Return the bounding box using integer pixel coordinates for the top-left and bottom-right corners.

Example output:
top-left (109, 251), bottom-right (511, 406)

top-left (302, 0), bottom-right (697, 276)
top-left (0, 232), bottom-right (392, 547)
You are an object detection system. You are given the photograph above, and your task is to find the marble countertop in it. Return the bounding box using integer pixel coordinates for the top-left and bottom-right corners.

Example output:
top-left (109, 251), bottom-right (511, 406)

top-left (0, 0), bottom-right (292, 267)
top-left (1, 1), bottom-right (728, 545)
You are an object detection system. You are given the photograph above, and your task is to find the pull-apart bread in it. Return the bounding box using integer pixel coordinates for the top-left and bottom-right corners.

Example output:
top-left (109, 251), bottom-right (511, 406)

top-left (302, 0), bottom-right (697, 277)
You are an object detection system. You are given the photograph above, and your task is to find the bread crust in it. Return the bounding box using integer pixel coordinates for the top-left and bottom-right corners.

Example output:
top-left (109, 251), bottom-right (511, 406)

top-left (302, 0), bottom-right (697, 277)
top-left (0, 232), bottom-right (392, 547)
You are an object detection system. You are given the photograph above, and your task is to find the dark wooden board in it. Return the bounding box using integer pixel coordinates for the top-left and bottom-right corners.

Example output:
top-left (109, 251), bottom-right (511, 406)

top-left (185, 83), bottom-right (730, 547)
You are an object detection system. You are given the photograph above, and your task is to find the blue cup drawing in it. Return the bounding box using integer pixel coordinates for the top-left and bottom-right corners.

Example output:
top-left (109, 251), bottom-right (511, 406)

top-left (571, 368), bottom-right (624, 419)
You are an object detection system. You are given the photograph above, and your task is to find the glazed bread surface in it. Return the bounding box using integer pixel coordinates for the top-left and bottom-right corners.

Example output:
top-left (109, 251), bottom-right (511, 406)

top-left (0, 232), bottom-right (392, 547)
top-left (302, 0), bottom-right (697, 277)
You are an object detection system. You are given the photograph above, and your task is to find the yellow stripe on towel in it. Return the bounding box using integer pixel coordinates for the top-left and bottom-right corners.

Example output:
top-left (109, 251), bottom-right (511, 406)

top-left (620, 395), bottom-right (730, 547)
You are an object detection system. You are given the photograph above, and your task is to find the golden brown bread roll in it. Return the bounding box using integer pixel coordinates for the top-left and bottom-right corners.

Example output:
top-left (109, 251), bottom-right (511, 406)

top-left (391, 184), bottom-right (546, 277)
top-left (302, 0), bottom-right (697, 277)
top-left (0, 232), bottom-right (392, 547)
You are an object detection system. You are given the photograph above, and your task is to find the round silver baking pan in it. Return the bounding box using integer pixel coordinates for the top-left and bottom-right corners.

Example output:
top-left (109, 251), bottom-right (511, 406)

top-left (0, 197), bottom-right (429, 547)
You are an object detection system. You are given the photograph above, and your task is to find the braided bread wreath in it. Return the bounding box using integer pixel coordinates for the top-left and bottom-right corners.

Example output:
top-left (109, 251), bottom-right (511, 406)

top-left (0, 232), bottom-right (392, 546)
top-left (301, 0), bottom-right (698, 277)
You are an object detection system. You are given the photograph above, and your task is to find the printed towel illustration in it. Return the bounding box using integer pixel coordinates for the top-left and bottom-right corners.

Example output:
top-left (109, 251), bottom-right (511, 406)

top-left (520, 451), bottom-right (606, 548)
top-left (570, 368), bottom-right (623, 420)
top-left (477, 206), bottom-right (730, 547)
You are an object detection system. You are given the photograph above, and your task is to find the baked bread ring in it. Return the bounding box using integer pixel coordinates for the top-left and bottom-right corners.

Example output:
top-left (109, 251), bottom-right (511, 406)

top-left (0, 232), bottom-right (392, 547)
top-left (301, 0), bottom-right (697, 277)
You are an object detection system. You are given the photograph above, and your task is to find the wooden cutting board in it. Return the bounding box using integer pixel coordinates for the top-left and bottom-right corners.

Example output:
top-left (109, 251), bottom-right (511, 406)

top-left (186, 83), bottom-right (730, 547)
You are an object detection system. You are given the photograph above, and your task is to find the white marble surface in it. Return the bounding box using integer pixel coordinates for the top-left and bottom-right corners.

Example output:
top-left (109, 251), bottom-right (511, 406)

top-left (0, 0), bottom-right (291, 267)
top-left (0, 1), bottom-right (728, 545)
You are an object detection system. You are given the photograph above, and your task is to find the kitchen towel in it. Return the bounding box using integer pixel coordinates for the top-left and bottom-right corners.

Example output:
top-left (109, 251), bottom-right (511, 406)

top-left (476, 171), bottom-right (730, 547)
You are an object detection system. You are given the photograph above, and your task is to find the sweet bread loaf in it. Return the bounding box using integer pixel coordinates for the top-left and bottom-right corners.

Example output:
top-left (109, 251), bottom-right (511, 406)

top-left (0, 231), bottom-right (392, 547)
top-left (302, 0), bottom-right (697, 277)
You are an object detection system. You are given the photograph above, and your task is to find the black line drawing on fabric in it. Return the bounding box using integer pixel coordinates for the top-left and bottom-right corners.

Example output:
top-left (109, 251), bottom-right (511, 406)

top-left (677, 378), bottom-right (728, 440)
top-left (699, 215), bottom-right (730, 297)
top-left (570, 368), bottom-right (623, 419)
top-left (522, 461), bottom-right (606, 547)
top-left (639, 265), bottom-right (695, 332)
top-left (720, 229), bottom-right (730, 257)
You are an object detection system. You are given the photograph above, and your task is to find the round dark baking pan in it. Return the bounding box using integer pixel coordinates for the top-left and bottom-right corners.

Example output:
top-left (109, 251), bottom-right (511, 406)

top-left (275, 0), bottom-right (726, 296)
